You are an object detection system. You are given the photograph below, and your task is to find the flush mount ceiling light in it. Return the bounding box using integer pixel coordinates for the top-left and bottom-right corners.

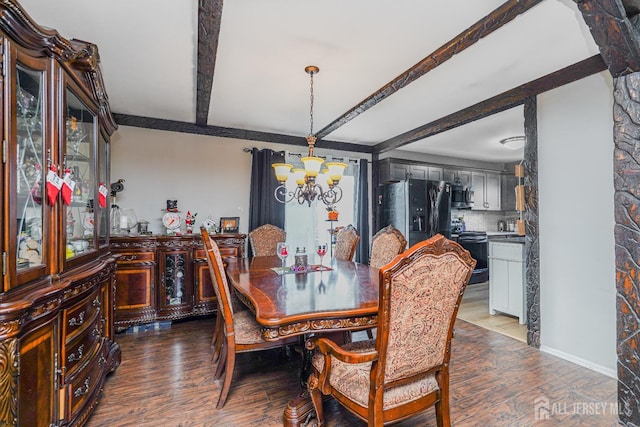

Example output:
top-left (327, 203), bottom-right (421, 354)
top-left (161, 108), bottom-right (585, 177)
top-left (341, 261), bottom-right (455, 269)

top-left (272, 66), bottom-right (347, 207)
top-left (500, 136), bottom-right (526, 150)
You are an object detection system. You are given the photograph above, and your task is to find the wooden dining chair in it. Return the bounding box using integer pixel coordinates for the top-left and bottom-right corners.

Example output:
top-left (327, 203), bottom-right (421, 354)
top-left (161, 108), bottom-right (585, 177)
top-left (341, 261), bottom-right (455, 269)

top-left (333, 224), bottom-right (360, 261)
top-left (248, 223), bottom-right (286, 257)
top-left (201, 227), bottom-right (299, 408)
top-left (369, 224), bottom-right (407, 270)
top-left (306, 234), bottom-right (476, 426)
top-left (356, 224), bottom-right (408, 340)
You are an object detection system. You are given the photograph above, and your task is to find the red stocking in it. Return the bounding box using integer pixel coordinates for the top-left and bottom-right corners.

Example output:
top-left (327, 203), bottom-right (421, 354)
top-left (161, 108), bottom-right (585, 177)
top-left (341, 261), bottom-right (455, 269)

top-left (46, 166), bottom-right (62, 206)
top-left (61, 168), bottom-right (75, 206)
top-left (98, 183), bottom-right (108, 208)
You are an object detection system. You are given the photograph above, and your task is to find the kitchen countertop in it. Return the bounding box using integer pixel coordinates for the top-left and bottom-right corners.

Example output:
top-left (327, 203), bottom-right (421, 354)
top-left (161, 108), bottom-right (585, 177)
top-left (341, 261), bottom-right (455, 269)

top-left (486, 232), bottom-right (521, 237)
top-left (488, 234), bottom-right (525, 244)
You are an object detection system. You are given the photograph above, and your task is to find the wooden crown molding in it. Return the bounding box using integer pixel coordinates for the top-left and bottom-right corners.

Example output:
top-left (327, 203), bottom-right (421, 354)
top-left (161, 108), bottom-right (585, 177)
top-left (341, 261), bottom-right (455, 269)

top-left (0, 0), bottom-right (117, 134)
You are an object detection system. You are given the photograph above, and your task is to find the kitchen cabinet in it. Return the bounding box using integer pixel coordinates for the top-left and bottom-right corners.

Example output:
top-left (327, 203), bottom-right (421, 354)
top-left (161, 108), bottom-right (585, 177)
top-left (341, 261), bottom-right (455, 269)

top-left (471, 171), bottom-right (501, 211)
top-left (0, 2), bottom-right (119, 426)
top-left (378, 159), bottom-right (444, 183)
top-left (501, 163), bottom-right (521, 211)
top-left (501, 174), bottom-right (519, 211)
top-left (444, 168), bottom-right (471, 187)
top-left (379, 161), bottom-right (410, 182)
top-left (405, 165), bottom-right (442, 181)
top-left (489, 241), bottom-right (526, 324)
top-left (110, 234), bottom-right (246, 330)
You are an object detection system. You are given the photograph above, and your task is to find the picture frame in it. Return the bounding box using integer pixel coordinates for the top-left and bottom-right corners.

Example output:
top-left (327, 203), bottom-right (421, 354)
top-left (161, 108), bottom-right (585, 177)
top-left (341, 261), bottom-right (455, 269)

top-left (220, 217), bottom-right (240, 233)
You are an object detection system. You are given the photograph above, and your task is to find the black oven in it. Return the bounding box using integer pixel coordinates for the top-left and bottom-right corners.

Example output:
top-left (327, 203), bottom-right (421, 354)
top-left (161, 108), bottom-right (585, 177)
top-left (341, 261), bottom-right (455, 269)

top-left (457, 231), bottom-right (488, 284)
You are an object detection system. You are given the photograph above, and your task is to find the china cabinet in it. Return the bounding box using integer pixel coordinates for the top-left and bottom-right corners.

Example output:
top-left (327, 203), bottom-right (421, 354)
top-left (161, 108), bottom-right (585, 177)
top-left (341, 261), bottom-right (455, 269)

top-left (0, 2), bottom-right (118, 426)
top-left (110, 234), bottom-right (246, 330)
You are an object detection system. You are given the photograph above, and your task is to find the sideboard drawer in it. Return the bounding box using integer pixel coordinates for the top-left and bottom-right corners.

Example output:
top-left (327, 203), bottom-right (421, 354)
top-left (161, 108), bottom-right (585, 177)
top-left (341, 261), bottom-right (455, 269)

top-left (194, 247), bottom-right (238, 259)
top-left (115, 251), bottom-right (155, 264)
top-left (63, 288), bottom-right (101, 342)
top-left (63, 342), bottom-right (106, 421)
top-left (64, 312), bottom-right (102, 377)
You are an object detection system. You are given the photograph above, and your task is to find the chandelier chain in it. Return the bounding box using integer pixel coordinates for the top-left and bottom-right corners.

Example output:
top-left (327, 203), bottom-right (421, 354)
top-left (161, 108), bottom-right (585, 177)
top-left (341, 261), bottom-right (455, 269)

top-left (309, 70), bottom-right (314, 136)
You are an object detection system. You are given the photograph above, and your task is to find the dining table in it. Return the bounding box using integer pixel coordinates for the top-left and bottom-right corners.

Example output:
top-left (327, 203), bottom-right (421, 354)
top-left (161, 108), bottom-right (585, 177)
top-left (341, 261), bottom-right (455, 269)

top-left (225, 255), bottom-right (380, 426)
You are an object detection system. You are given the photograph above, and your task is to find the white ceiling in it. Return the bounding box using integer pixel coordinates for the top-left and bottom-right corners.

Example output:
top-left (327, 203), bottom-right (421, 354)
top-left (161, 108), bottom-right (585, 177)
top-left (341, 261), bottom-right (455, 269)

top-left (19, 0), bottom-right (600, 162)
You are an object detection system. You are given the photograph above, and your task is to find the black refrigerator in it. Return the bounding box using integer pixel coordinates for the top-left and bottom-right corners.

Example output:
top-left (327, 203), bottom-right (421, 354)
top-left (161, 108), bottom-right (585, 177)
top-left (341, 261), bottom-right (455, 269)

top-left (379, 179), bottom-right (452, 247)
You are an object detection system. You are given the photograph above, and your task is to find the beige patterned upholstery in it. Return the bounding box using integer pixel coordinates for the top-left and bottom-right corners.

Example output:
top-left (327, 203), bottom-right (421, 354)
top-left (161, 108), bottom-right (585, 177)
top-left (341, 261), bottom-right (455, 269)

top-left (306, 234), bottom-right (476, 426)
top-left (201, 227), bottom-right (299, 409)
top-left (369, 225), bottom-right (407, 269)
top-left (248, 224), bottom-right (286, 257)
top-left (333, 224), bottom-right (359, 261)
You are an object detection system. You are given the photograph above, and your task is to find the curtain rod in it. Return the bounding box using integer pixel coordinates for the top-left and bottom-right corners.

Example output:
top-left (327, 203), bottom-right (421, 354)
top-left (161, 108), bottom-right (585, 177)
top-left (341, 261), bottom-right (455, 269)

top-left (243, 147), bottom-right (285, 155)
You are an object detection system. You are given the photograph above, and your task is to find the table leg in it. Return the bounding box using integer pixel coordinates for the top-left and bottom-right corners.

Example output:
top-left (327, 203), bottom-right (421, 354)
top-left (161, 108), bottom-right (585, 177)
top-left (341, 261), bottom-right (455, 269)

top-left (283, 390), bottom-right (315, 427)
top-left (285, 331), bottom-right (347, 426)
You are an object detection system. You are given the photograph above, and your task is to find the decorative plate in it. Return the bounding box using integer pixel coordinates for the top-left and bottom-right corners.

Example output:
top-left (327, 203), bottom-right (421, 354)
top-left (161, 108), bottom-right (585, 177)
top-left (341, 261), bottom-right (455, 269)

top-left (162, 212), bottom-right (181, 230)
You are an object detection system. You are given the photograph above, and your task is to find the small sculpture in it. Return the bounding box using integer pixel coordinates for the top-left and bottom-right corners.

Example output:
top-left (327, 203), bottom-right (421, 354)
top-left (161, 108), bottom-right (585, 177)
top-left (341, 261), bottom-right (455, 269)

top-left (185, 211), bottom-right (197, 234)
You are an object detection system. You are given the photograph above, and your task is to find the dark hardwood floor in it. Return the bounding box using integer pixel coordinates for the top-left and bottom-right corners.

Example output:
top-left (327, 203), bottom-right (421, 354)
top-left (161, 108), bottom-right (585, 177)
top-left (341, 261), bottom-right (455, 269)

top-left (87, 318), bottom-right (618, 427)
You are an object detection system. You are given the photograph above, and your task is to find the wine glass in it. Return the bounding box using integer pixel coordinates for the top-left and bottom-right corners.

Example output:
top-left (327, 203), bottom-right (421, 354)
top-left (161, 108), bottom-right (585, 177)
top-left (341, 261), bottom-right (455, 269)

top-left (316, 243), bottom-right (327, 268)
top-left (276, 242), bottom-right (289, 269)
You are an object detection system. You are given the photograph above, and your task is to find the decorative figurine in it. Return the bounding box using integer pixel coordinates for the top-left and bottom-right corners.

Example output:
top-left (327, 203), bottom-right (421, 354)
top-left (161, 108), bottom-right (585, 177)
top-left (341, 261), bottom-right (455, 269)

top-left (162, 200), bottom-right (181, 235)
top-left (185, 211), bottom-right (197, 234)
top-left (166, 199), bottom-right (178, 212)
top-left (201, 216), bottom-right (217, 233)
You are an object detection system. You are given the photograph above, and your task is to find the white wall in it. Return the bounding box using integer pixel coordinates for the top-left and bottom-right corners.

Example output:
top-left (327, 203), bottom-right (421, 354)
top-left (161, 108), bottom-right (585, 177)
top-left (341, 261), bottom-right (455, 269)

top-left (537, 71), bottom-right (617, 376)
top-left (110, 126), bottom-right (370, 235)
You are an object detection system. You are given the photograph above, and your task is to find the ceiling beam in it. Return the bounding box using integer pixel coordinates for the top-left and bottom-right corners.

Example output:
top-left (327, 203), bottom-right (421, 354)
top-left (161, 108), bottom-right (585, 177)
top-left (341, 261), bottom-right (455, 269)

top-left (314, 0), bottom-right (543, 141)
top-left (112, 113), bottom-right (374, 154)
top-left (374, 54), bottom-right (607, 153)
top-left (575, 0), bottom-right (640, 76)
top-left (195, 0), bottom-right (223, 126)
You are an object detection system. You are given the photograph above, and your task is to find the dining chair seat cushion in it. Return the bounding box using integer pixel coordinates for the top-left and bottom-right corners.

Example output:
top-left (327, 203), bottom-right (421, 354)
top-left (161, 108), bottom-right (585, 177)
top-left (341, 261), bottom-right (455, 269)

top-left (234, 310), bottom-right (266, 344)
top-left (311, 339), bottom-right (439, 410)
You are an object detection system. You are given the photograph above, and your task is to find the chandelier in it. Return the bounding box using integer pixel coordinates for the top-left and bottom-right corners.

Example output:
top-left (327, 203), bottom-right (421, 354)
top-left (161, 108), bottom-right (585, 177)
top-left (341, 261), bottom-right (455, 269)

top-left (272, 66), bottom-right (347, 207)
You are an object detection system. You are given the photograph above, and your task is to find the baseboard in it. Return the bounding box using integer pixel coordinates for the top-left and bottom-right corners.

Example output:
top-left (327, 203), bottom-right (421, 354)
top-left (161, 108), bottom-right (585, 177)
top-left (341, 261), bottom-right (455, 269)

top-left (540, 345), bottom-right (617, 379)
top-left (124, 321), bottom-right (172, 334)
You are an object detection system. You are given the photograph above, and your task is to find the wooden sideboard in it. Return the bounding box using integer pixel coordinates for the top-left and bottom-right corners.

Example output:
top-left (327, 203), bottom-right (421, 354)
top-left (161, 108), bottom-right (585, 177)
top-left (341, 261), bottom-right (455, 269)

top-left (110, 234), bottom-right (246, 330)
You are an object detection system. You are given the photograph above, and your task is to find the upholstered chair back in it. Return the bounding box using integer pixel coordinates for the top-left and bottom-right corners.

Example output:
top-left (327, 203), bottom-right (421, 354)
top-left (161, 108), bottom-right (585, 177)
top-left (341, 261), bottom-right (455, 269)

top-left (377, 234), bottom-right (475, 383)
top-left (369, 225), bottom-right (407, 269)
top-left (248, 224), bottom-right (286, 257)
top-left (333, 224), bottom-right (359, 261)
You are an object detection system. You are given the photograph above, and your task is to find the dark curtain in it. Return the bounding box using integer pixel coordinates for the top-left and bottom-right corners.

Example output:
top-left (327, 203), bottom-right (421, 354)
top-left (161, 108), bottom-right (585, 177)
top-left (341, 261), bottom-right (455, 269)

top-left (356, 159), bottom-right (369, 263)
top-left (248, 149), bottom-right (285, 240)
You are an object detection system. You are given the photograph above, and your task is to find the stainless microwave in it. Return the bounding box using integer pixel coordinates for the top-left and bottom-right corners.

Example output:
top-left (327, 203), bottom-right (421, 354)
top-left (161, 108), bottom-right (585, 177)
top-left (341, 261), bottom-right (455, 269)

top-left (451, 181), bottom-right (474, 209)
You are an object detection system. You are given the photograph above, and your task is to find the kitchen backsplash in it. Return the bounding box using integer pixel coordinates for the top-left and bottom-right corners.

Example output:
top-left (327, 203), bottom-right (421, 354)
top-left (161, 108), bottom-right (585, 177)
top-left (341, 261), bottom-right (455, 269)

top-left (452, 209), bottom-right (520, 232)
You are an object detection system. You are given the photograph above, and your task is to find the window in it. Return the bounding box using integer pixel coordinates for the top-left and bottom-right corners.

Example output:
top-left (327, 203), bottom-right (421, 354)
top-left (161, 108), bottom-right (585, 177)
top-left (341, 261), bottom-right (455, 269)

top-left (284, 155), bottom-right (358, 260)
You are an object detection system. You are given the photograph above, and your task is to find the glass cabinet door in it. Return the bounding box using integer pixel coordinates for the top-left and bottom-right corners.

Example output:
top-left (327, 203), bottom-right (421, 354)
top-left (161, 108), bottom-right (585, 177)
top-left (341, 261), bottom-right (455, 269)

top-left (160, 250), bottom-right (190, 308)
top-left (8, 57), bottom-right (49, 290)
top-left (97, 133), bottom-right (109, 247)
top-left (63, 87), bottom-right (97, 262)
